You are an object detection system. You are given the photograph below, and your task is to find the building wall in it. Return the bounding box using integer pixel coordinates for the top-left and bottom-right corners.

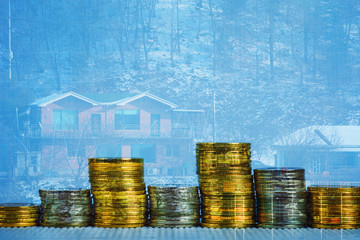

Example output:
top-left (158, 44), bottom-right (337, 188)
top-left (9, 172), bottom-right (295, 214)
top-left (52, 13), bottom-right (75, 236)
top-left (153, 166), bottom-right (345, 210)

top-left (34, 96), bottom-right (197, 177)
top-left (276, 148), bottom-right (360, 181)
top-left (39, 138), bottom-right (194, 177)
top-left (39, 96), bottom-right (173, 137)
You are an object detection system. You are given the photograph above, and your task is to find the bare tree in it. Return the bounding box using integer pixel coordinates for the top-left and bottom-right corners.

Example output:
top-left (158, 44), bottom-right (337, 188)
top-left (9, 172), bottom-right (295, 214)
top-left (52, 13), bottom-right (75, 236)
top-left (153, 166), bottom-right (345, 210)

top-left (170, 0), bottom-right (181, 66)
top-left (137, 0), bottom-right (158, 68)
top-left (208, 0), bottom-right (217, 72)
top-left (196, 0), bottom-right (203, 38)
top-left (268, 0), bottom-right (274, 82)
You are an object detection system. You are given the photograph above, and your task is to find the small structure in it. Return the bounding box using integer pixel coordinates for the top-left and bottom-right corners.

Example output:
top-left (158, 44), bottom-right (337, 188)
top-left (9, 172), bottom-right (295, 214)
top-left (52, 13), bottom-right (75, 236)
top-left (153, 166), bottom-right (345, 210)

top-left (273, 126), bottom-right (360, 182)
top-left (24, 91), bottom-right (204, 179)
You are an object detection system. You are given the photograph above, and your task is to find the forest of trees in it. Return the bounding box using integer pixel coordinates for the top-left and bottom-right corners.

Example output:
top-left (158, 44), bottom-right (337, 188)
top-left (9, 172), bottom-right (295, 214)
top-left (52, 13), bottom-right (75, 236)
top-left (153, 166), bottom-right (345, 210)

top-left (1, 0), bottom-right (360, 161)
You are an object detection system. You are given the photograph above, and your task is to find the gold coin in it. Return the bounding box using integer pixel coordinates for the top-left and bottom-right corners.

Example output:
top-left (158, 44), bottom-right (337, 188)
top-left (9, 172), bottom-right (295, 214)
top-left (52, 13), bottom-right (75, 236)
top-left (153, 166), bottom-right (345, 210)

top-left (95, 208), bottom-right (147, 215)
top-left (89, 158), bottom-right (143, 163)
top-left (93, 194), bottom-right (146, 200)
top-left (0, 204), bottom-right (39, 212)
top-left (310, 223), bottom-right (360, 229)
top-left (93, 223), bottom-right (145, 228)
top-left (0, 213), bottom-right (39, 219)
top-left (200, 222), bottom-right (253, 228)
top-left (0, 222), bottom-right (38, 227)
top-left (93, 219), bottom-right (147, 224)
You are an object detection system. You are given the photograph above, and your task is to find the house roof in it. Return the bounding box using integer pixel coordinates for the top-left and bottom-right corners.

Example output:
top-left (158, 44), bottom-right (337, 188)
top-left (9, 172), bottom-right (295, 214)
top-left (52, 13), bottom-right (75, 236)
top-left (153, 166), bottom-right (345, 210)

top-left (110, 92), bottom-right (178, 108)
top-left (81, 92), bottom-right (137, 103)
top-left (274, 126), bottom-right (360, 147)
top-left (31, 91), bottom-right (178, 108)
top-left (173, 109), bottom-right (205, 113)
top-left (31, 91), bottom-right (99, 107)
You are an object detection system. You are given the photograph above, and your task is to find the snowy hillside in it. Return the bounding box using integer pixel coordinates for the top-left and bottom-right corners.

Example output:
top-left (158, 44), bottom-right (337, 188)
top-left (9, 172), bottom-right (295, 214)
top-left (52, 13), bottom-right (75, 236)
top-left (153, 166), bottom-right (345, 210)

top-left (1, 0), bottom-right (360, 160)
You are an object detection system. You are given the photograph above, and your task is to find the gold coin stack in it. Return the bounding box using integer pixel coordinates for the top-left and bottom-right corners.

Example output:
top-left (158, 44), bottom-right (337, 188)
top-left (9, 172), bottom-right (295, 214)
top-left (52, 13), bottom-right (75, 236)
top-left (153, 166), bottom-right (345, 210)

top-left (196, 143), bottom-right (255, 228)
top-left (0, 203), bottom-right (39, 227)
top-left (39, 189), bottom-right (92, 227)
top-left (254, 168), bottom-right (307, 228)
top-left (88, 158), bottom-right (147, 228)
top-left (308, 186), bottom-right (360, 229)
top-left (148, 186), bottom-right (200, 227)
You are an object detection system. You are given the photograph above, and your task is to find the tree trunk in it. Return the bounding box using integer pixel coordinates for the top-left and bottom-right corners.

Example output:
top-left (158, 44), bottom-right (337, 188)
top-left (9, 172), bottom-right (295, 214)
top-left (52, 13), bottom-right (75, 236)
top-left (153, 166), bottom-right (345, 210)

top-left (311, 0), bottom-right (319, 81)
top-left (170, 0), bottom-right (175, 66)
top-left (176, 0), bottom-right (181, 52)
top-left (303, 0), bottom-right (309, 63)
top-left (196, 0), bottom-right (202, 38)
top-left (269, 0), bottom-right (274, 82)
top-left (209, 0), bottom-right (216, 73)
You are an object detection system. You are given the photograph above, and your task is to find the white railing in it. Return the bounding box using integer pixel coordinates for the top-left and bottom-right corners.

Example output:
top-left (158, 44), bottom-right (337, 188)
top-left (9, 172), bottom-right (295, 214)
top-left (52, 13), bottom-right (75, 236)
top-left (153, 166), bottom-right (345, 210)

top-left (28, 124), bottom-right (194, 138)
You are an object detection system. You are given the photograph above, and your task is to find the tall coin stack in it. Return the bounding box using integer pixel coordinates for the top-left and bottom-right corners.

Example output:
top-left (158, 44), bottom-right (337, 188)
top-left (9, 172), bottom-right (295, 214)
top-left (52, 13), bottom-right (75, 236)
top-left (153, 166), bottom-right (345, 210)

top-left (148, 186), bottom-right (200, 227)
top-left (0, 203), bottom-right (39, 227)
top-left (89, 158), bottom-right (147, 228)
top-left (254, 168), bottom-right (307, 228)
top-left (196, 143), bottom-right (255, 228)
top-left (39, 189), bottom-right (92, 227)
top-left (308, 186), bottom-right (360, 229)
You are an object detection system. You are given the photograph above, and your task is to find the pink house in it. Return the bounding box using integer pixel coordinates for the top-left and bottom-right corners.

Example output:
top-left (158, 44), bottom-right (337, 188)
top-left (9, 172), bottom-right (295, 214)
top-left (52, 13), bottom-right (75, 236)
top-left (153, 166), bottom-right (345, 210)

top-left (28, 91), bottom-right (204, 178)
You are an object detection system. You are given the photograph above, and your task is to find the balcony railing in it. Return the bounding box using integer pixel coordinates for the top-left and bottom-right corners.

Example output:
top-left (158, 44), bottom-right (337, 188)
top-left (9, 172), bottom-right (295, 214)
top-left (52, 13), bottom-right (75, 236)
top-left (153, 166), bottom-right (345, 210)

top-left (28, 124), bottom-right (197, 139)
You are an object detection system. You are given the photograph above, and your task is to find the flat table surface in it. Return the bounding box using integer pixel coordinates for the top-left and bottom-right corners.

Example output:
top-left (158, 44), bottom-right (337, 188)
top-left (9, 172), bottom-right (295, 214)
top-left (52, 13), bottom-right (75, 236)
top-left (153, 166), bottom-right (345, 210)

top-left (0, 227), bottom-right (360, 240)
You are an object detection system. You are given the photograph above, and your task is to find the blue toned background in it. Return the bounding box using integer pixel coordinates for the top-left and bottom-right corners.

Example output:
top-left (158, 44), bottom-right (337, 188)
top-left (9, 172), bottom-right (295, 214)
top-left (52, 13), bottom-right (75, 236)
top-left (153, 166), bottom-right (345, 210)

top-left (1, 0), bottom-right (360, 203)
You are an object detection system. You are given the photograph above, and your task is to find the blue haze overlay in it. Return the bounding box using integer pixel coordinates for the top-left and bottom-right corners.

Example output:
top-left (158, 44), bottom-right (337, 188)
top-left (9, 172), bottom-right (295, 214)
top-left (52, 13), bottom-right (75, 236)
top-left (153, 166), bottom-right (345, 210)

top-left (1, 0), bottom-right (360, 203)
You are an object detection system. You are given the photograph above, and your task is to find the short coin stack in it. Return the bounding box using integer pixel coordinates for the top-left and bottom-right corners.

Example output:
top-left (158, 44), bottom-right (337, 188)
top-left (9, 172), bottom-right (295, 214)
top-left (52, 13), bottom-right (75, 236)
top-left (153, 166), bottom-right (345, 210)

top-left (148, 186), bottom-right (200, 227)
top-left (254, 168), bottom-right (307, 228)
top-left (39, 189), bottom-right (92, 227)
top-left (308, 186), bottom-right (360, 229)
top-left (197, 143), bottom-right (255, 228)
top-left (0, 203), bottom-right (39, 227)
top-left (89, 158), bottom-right (147, 228)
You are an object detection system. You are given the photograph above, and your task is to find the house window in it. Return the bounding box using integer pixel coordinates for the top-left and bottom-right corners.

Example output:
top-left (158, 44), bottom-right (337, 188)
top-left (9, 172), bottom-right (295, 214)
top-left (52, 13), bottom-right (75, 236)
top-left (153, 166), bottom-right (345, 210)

top-left (96, 144), bottom-right (122, 158)
top-left (0, 144), bottom-right (9, 177)
top-left (91, 114), bottom-right (101, 133)
top-left (67, 145), bottom-right (85, 157)
top-left (53, 110), bottom-right (78, 130)
top-left (166, 145), bottom-right (179, 157)
top-left (151, 114), bottom-right (160, 136)
top-left (115, 109), bottom-right (140, 130)
top-left (131, 144), bottom-right (156, 163)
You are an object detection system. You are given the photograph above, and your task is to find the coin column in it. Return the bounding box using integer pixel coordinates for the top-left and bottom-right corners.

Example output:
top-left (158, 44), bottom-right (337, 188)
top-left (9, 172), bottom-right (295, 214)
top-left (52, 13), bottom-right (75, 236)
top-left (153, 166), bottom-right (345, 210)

top-left (148, 186), bottom-right (200, 227)
top-left (0, 203), bottom-right (39, 227)
top-left (88, 158), bottom-right (147, 228)
top-left (39, 189), bottom-right (92, 227)
top-left (254, 168), bottom-right (307, 228)
top-left (308, 186), bottom-right (360, 229)
top-left (196, 143), bottom-right (255, 228)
